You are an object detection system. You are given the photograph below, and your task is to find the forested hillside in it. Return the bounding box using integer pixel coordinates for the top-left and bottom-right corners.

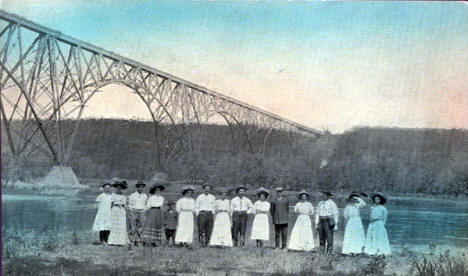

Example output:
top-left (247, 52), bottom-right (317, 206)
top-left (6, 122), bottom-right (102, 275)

top-left (2, 119), bottom-right (467, 196)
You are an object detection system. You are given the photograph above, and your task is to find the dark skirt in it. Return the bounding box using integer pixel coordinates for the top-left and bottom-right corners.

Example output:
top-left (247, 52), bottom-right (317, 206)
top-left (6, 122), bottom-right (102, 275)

top-left (142, 208), bottom-right (163, 244)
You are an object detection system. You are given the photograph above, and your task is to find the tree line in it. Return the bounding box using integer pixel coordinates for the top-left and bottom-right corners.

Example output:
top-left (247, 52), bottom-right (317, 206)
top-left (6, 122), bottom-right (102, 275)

top-left (2, 119), bottom-right (467, 196)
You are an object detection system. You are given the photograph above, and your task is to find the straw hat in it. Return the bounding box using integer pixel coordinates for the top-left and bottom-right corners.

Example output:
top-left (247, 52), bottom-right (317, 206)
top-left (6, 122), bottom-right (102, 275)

top-left (320, 191), bottom-right (333, 197)
top-left (256, 187), bottom-right (270, 198)
top-left (236, 185), bottom-right (247, 193)
top-left (297, 189), bottom-right (310, 199)
top-left (275, 187), bottom-right (285, 192)
top-left (181, 185), bottom-right (195, 195)
top-left (149, 183), bottom-right (166, 194)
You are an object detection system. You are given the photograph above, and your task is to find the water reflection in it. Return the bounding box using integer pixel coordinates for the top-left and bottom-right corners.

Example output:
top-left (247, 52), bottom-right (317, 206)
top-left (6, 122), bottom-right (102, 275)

top-left (2, 194), bottom-right (467, 248)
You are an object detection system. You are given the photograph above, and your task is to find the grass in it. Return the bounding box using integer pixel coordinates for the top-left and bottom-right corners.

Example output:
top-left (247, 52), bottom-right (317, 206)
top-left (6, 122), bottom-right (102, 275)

top-left (2, 228), bottom-right (467, 276)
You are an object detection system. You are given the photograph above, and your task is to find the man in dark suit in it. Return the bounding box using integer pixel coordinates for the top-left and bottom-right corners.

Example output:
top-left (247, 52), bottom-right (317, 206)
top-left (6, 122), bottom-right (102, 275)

top-left (270, 187), bottom-right (290, 250)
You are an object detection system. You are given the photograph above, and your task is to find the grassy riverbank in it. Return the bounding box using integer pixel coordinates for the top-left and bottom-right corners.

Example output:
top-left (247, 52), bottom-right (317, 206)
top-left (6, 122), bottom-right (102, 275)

top-left (2, 229), bottom-right (467, 276)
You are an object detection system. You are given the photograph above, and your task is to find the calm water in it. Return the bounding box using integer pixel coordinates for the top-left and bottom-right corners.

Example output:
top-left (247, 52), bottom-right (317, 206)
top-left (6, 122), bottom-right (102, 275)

top-left (2, 193), bottom-right (468, 250)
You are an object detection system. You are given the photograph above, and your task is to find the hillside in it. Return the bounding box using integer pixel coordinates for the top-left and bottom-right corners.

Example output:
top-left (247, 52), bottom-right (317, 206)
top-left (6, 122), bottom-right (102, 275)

top-left (2, 119), bottom-right (467, 196)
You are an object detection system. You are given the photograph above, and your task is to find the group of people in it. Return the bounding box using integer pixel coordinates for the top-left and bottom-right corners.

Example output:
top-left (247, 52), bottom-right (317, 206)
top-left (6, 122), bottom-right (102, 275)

top-left (92, 178), bottom-right (391, 256)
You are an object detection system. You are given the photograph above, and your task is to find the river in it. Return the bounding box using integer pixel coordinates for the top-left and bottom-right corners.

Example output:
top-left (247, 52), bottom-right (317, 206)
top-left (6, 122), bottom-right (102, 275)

top-left (2, 193), bottom-right (468, 252)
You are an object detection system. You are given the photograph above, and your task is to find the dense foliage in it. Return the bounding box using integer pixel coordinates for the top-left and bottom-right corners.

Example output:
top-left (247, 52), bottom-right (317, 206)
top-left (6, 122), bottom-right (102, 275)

top-left (2, 119), bottom-right (467, 196)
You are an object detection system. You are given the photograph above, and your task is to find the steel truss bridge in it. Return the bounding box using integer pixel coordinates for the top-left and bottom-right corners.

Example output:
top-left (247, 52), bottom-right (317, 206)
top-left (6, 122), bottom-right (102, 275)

top-left (0, 10), bottom-right (321, 176)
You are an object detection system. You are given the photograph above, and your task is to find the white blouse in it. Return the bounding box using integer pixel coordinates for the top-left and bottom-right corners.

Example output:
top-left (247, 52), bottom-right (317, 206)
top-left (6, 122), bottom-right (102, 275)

top-left (344, 197), bottom-right (366, 220)
top-left (145, 195), bottom-right (164, 210)
top-left (250, 200), bottom-right (270, 214)
top-left (215, 199), bottom-right (230, 213)
top-left (111, 193), bottom-right (127, 207)
top-left (176, 197), bottom-right (196, 213)
top-left (370, 205), bottom-right (388, 224)
top-left (294, 201), bottom-right (314, 215)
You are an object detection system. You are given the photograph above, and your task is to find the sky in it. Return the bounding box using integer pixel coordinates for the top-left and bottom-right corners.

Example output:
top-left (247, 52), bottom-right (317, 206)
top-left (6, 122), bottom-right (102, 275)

top-left (2, 0), bottom-right (468, 133)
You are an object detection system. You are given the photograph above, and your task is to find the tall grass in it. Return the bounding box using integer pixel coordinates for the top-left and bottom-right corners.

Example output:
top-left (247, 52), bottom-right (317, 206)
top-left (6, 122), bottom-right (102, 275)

top-left (410, 251), bottom-right (467, 276)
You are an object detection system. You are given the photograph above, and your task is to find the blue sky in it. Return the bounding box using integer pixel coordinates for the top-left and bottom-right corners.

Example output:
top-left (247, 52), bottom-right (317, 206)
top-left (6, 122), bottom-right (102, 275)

top-left (2, 1), bottom-right (468, 132)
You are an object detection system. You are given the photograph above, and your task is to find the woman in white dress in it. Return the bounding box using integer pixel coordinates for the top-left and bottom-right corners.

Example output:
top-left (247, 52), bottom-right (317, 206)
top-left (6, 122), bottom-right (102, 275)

top-left (175, 185), bottom-right (196, 247)
top-left (92, 182), bottom-right (113, 244)
top-left (108, 180), bottom-right (130, 246)
top-left (342, 192), bottom-right (366, 255)
top-left (250, 187), bottom-right (271, 248)
top-left (288, 190), bottom-right (315, 252)
top-left (210, 191), bottom-right (233, 247)
top-left (364, 193), bottom-right (391, 255)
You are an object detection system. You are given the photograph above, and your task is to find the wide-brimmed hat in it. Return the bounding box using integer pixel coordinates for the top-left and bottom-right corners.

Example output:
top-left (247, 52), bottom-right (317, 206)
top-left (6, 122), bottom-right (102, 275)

top-left (351, 191), bottom-right (368, 198)
top-left (275, 187), bottom-right (285, 192)
top-left (135, 180), bottom-right (146, 187)
top-left (113, 181), bottom-right (128, 190)
top-left (149, 184), bottom-right (165, 194)
top-left (236, 185), bottom-right (247, 193)
top-left (320, 191), bottom-right (333, 197)
top-left (372, 192), bottom-right (387, 205)
top-left (110, 177), bottom-right (121, 184)
top-left (348, 192), bottom-right (362, 200)
top-left (297, 189), bottom-right (310, 199)
top-left (256, 187), bottom-right (270, 198)
top-left (202, 183), bottom-right (212, 189)
top-left (182, 185), bottom-right (195, 195)
top-left (101, 181), bottom-right (112, 188)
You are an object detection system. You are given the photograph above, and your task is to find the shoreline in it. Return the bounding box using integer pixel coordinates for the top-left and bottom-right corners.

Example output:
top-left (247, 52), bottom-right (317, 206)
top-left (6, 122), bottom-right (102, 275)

top-left (2, 184), bottom-right (468, 203)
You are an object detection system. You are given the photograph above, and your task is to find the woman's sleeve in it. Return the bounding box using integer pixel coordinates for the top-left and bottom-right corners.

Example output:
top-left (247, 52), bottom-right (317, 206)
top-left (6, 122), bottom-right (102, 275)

top-left (309, 203), bottom-right (314, 215)
top-left (248, 202), bottom-right (256, 215)
top-left (343, 206), bottom-right (349, 220)
top-left (294, 203), bottom-right (299, 213)
top-left (382, 207), bottom-right (388, 224)
top-left (356, 197), bottom-right (366, 208)
top-left (176, 199), bottom-right (182, 213)
top-left (95, 194), bottom-right (102, 203)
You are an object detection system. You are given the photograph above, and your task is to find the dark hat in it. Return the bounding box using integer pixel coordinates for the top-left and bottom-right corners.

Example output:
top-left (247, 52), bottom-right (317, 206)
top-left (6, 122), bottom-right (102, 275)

top-left (135, 180), bottom-right (146, 187)
top-left (348, 192), bottom-right (362, 200)
top-left (372, 192), bottom-right (387, 205)
top-left (168, 200), bottom-right (176, 206)
top-left (351, 191), bottom-right (368, 198)
top-left (149, 184), bottom-right (165, 194)
top-left (256, 187), bottom-right (270, 198)
top-left (236, 185), bottom-right (247, 193)
top-left (297, 189), bottom-right (310, 199)
top-left (202, 183), bottom-right (212, 189)
top-left (320, 191), bottom-right (333, 197)
top-left (110, 177), bottom-right (121, 184)
top-left (101, 181), bottom-right (112, 188)
top-left (113, 181), bottom-right (128, 190)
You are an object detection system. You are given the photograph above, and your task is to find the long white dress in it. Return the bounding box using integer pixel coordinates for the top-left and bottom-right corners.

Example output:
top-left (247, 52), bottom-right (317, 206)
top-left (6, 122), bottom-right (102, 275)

top-left (288, 201), bottom-right (315, 251)
top-left (210, 199), bottom-right (233, 247)
top-left (175, 197), bottom-right (196, 244)
top-left (108, 193), bottom-right (130, 245)
top-left (250, 200), bottom-right (270, 241)
top-left (342, 198), bottom-right (366, 254)
top-left (92, 193), bottom-right (113, 231)
top-left (364, 205), bottom-right (391, 255)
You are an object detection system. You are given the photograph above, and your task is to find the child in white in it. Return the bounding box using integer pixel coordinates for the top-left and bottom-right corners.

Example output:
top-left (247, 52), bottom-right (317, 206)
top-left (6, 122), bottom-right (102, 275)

top-left (92, 182), bottom-right (113, 244)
